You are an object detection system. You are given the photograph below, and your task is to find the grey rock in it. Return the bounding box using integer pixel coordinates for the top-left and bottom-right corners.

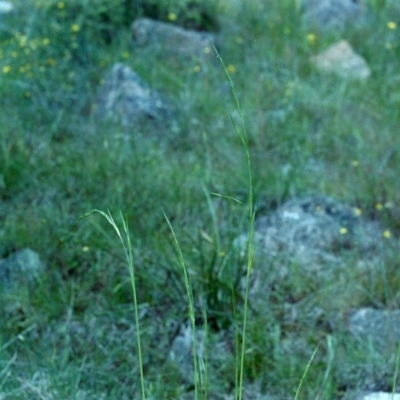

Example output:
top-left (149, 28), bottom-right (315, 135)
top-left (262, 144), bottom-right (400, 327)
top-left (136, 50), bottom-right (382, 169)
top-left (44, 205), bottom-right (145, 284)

top-left (93, 63), bottom-right (174, 130)
top-left (236, 195), bottom-right (382, 272)
top-left (132, 18), bottom-right (217, 64)
top-left (0, 1), bottom-right (13, 14)
top-left (169, 321), bottom-right (233, 387)
top-left (348, 308), bottom-right (400, 351)
top-left (311, 40), bottom-right (371, 80)
top-left (356, 393), bottom-right (400, 400)
top-left (169, 322), bottom-right (206, 385)
top-left (0, 248), bottom-right (44, 289)
top-left (303, 0), bottom-right (366, 31)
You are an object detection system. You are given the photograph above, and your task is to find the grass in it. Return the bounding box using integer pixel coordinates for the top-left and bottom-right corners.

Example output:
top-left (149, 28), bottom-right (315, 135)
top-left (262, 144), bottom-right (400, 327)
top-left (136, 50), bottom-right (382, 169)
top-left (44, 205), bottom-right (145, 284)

top-left (1, 0), bottom-right (400, 398)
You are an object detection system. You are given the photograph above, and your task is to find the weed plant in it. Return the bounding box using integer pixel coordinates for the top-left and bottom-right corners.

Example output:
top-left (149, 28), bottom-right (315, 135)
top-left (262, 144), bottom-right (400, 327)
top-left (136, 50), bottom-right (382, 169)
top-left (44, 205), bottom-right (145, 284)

top-left (1, 0), bottom-right (400, 398)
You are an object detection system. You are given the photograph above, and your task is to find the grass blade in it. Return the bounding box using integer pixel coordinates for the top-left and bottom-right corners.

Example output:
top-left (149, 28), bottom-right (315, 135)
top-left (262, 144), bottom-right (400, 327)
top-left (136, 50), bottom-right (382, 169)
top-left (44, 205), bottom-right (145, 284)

top-left (80, 209), bottom-right (146, 400)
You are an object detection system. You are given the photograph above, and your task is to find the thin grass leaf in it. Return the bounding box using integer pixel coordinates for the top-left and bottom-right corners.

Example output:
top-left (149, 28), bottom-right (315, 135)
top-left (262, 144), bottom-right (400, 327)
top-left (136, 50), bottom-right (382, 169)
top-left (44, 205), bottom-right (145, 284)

top-left (294, 344), bottom-right (320, 400)
top-left (213, 44), bottom-right (256, 400)
top-left (164, 212), bottom-right (203, 400)
top-left (79, 209), bottom-right (146, 400)
top-left (210, 192), bottom-right (246, 207)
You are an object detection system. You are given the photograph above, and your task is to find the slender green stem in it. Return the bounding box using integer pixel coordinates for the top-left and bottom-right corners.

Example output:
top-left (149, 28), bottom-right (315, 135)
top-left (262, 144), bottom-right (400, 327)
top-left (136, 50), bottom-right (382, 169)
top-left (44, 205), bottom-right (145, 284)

top-left (212, 44), bottom-right (255, 400)
top-left (294, 344), bottom-right (319, 400)
top-left (164, 213), bottom-right (202, 399)
top-left (79, 209), bottom-right (146, 400)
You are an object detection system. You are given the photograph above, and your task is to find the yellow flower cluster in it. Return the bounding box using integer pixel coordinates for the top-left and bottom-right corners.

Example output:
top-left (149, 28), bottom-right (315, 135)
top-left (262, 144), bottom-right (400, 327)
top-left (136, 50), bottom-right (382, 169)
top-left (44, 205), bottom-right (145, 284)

top-left (0, 21), bottom-right (83, 76)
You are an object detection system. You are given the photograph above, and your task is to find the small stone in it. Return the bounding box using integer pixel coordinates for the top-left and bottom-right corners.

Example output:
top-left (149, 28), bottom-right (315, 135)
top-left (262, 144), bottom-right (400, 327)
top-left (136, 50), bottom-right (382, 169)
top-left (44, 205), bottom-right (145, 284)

top-left (169, 322), bottom-right (205, 385)
top-left (311, 40), bottom-right (371, 80)
top-left (357, 393), bottom-right (400, 400)
top-left (93, 63), bottom-right (174, 130)
top-left (0, 248), bottom-right (44, 289)
top-left (0, 1), bottom-right (13, 14)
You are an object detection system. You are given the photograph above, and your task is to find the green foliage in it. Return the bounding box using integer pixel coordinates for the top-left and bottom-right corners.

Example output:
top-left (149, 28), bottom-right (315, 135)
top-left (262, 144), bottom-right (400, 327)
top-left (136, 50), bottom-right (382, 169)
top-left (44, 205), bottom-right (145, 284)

top-left (133, 0), bottom-right (219, 32)
top-left (1, 0), bottom-right (400, 398)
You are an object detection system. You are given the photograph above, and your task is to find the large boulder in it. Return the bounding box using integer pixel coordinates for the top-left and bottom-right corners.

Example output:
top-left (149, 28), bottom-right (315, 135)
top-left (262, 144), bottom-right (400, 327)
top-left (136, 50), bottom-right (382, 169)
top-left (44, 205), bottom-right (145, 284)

top-left (132, 18), bottom-right (217, 64)
top-left (93, 63), bottom-right (174, 131)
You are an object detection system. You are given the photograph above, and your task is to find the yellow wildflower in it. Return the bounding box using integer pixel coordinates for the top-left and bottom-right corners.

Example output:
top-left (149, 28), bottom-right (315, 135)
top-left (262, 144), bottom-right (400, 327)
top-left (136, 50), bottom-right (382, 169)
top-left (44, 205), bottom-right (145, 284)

top-left (375, 203), bottom-right (383, 210)
top-left (353, 208), bottom-right (362, 216)
top-left (2, 65), bottom-right (11, 74)
top-left (168, 12), bottom-right (177, 21)
top-left (383, 230), bottom-right (391, 239)
top-left (227, 64), bottom-right (236, 74)
top-left (340, 227), bottom-right (348, 235)
top-left (47, 58), bottom-right (56, 67)
top-left (19, 35), bottom-right (27, 47)
top-left (71, 24), bottom-right (80, 33)
top-left (82, 246), bottom-right (90, 252)
top-left (387, 21), bottom-right (397, 30)
top-left (307, 33), bottom-right (316, 45)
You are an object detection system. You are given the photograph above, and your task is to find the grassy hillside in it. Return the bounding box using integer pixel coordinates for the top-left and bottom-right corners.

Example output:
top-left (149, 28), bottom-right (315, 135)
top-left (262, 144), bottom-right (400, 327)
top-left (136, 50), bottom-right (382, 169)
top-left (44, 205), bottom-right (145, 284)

top-left (1, 0), bottom-right (400, 398)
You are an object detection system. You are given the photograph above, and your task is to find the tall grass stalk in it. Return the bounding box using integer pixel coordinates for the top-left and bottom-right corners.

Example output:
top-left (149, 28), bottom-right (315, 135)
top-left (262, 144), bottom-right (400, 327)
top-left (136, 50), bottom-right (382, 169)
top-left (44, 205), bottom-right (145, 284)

top-left (79, 209), bottom-right (146, 400)
top-left (212, 45), bottom-right (256, 400)
top-left (164, 213), bottom-right (204, 400)
top-left (294, 0), bottom-right (301, 13)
